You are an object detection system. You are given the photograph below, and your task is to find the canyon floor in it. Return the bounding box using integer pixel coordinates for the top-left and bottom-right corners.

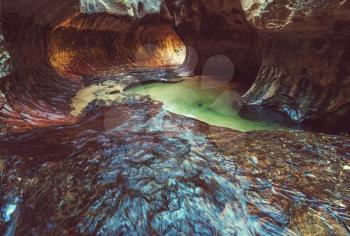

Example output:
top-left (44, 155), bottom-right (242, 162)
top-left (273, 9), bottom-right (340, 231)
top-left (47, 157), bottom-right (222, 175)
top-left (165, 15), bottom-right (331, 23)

top-left (0, 66), bottom-right (349, 235)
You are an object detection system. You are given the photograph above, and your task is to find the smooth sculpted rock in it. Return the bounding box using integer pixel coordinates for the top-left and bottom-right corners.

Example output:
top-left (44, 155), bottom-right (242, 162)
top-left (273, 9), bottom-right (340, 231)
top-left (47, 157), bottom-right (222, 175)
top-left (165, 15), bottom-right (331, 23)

top-left (241, 0), bottom-right (350, 130)
top-left (0, 1), bottom-right (349, 234)
top-left (0, 0), bottom-right (81, 131)
top-left (0, 97), bottom-right (349, 235)
top-left (0, 0), bottom-right (181, 132)
top-left (167, 0), bottom-right (261, 83)
top-left (3, 0), bottom-right (350, 132)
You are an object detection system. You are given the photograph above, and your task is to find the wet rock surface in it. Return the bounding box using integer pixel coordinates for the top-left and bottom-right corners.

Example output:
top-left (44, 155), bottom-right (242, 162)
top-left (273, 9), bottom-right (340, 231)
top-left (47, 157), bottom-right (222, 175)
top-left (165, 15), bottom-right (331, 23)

top-left (0, 89), bottom-right (349, 235)
top-left (0, 0), bottom-right (349, 235)
top-left (2, 0), bottom-right (350, 130)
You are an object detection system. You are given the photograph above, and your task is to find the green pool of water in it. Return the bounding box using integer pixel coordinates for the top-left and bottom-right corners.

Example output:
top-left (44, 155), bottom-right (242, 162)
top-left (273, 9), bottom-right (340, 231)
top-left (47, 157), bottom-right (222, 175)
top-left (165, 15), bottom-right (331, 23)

top-left (125, 78), bottom-right (282, 131)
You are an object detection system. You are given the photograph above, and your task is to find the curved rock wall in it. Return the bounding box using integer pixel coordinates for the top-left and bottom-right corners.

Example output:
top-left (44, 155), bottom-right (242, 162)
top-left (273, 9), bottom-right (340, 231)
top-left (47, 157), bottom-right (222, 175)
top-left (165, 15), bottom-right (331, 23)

top-left (167, 0), bottom-right (261, 84)
top-left (49, 14), bottom-right (185, 74)
top-left (133, 24), bottom-right (186, 67)
top-left (0, 0), bottom-right (184, 132)
top-left (49, 27), bottom-right (121, 74)
top-left (0, 0), bottom-right (81, 131)
top-left (1, 0), bottom-right (350, 131)
top-left (51, 14), bottom-right (137, 75)
top-left (0, 25), bottom-right (11, 115)
top-left (241, 0), bottom-right (350, 130)
top-left (0, 2), bottom-right (350, 234)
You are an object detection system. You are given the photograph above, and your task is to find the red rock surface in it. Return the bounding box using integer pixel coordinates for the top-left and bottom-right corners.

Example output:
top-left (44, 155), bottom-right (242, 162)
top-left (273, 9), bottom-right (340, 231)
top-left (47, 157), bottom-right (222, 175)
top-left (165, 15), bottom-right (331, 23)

top-left (0, 1), bottom-right (349, 234)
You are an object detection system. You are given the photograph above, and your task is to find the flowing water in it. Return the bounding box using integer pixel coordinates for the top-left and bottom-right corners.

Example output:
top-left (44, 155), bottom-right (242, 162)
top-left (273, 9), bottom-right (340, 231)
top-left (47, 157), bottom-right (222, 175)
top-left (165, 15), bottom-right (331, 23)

top-left (126, 77), bottom-right (283, 131)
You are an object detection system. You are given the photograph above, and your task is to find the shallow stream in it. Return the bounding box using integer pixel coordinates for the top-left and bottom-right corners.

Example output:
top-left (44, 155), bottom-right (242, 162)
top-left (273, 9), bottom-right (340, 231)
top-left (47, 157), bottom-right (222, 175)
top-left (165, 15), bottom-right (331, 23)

top-left (126, 77), bottom-right (283, 131)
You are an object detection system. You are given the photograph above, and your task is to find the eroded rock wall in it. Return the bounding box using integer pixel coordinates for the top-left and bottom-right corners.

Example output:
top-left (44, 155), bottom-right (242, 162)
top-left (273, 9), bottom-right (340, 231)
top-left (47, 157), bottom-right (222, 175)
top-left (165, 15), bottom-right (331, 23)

top-left (241, 0), bottom-right (350, 129)
top-left (167, 0), bottom-right (261, 83)
top-left (0, 0), bottom-right (183, 132)
top-left (0, 24), bottom-right (11, 114)
top-left (0, 0), bottom-right (81, 131)
top-left (1, 0), bottom-right (350, 131)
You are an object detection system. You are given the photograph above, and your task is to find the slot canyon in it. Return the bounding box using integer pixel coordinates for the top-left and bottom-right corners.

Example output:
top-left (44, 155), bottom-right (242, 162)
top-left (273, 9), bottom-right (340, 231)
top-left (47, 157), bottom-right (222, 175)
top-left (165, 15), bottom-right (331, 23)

top-left (0, 0), bottom-right (349, 235)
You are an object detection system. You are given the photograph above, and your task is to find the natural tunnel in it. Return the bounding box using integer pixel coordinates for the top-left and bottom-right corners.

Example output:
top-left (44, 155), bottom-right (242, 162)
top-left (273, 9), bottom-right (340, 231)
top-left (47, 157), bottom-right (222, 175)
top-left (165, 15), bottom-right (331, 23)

top-left (0, 3), bottom-right (263, 132)
top-left (0, 4), bottom-right (191, 131)
top-left (0, 0), bottom-right (350, 235)
top-left (1, 0), bottom-right (350, 132)
top-left (48, 15), bottom-right (187, 75)
top-left (46, 13), bottom-right (269, 131)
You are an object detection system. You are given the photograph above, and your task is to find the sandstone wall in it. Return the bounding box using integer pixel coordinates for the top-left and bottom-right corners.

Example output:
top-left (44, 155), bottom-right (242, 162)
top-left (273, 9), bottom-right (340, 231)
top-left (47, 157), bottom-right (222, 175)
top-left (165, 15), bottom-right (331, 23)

top-left (241, 0), bottom-right (350, 129)
top-left (1, 0), bottom-right (350, 131)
